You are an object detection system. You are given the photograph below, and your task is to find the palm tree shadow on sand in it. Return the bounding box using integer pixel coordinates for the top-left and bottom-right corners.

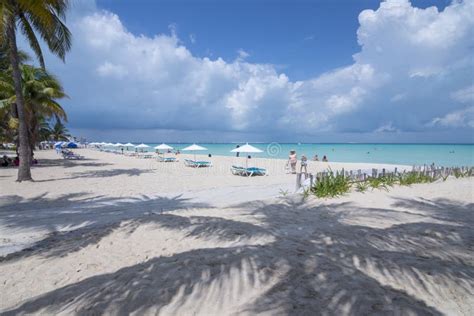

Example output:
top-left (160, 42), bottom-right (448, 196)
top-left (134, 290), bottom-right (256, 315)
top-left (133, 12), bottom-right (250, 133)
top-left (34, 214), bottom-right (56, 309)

top-left (1, 195), bottom-right (473, 315)
top-left (0, 192), bottom-right (212, 260)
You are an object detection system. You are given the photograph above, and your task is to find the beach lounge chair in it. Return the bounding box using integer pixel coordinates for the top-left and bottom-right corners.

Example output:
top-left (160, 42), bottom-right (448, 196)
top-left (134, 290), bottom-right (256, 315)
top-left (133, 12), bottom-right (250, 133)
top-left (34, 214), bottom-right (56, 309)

top-left (245, 167), bottom-right (267, 176)
top-left (184, 159), bottom-right (212, 168)
top-left (138, 153), bottom-right (154, 159)
top-left (62, 151), bottom-right (84, 160)
top-left (231, 165), bottom-right (246, 175)
top-left (158, 156), bottom-right (178, 162)
top-left (231, 165), bottom-right (267, 177)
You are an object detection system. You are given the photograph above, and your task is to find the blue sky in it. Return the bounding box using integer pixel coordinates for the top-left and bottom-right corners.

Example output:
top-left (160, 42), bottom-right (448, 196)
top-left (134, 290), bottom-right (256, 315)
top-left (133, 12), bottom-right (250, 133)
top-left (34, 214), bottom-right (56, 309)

top-left (23, 0), bottom-right (473, 142)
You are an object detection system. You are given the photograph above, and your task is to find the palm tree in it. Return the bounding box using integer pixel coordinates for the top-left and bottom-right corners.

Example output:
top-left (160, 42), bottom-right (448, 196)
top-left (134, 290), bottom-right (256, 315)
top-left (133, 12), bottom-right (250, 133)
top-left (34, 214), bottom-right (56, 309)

top-left (37, 118), bottom-right (52, 143)
top-left (0, 64), bottom-right (68, 152)
top-left (1, 0), bottom-right (71, 181)
top-left (50, 119), bottom-right (70, 141)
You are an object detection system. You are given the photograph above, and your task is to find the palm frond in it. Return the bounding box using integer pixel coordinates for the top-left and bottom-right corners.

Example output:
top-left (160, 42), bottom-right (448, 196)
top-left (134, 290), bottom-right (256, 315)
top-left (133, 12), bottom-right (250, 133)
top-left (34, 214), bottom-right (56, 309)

top-left (23, 6), bottom-right (71, 62)
top-left (0, 2), bottom-right (14, 45)
top-left (18, 13), bottom-right (45, 68)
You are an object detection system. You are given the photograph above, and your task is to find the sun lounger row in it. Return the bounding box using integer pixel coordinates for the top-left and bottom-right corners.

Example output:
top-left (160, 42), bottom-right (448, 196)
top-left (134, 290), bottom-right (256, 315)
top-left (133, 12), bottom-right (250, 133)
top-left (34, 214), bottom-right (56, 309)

top-left (231, 165), bottom-right (267, 176)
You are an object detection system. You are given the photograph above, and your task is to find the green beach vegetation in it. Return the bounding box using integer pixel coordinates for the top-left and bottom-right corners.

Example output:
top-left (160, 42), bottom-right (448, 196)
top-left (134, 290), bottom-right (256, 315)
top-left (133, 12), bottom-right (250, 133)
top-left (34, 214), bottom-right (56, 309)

top-left (0, 62), bottom-right (68, 151)
top-left (0, 0), bottom-right (72, 181)
top-left (310, 167), bottom-right (474, 199)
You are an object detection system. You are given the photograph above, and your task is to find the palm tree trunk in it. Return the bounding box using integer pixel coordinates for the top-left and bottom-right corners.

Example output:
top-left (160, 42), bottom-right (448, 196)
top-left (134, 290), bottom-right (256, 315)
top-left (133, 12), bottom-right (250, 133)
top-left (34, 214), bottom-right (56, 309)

top-left (6, 17), bottom-right (32, 181)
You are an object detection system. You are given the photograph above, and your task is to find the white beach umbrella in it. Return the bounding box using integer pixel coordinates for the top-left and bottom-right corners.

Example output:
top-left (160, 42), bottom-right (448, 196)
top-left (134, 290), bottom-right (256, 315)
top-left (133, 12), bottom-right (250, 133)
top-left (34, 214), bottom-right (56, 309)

top-left (154, 143), bottom-right (173, 150)
top-left (230, 143), bottom-right (263, 167)
top-left (136, 143), bottom-right (150, 148)
top-left (231, 143), bottom-right (263, 153)
top-left (182, 144), bottom-right (207, 161)
top-left (123, 142), bottom-right (135, 151)
top-left (135, 143), bottom-right (150, 152)
top-left (182, 144), bottom-right (207, 151)
top-left (114, 142), bottom-right (125, 147)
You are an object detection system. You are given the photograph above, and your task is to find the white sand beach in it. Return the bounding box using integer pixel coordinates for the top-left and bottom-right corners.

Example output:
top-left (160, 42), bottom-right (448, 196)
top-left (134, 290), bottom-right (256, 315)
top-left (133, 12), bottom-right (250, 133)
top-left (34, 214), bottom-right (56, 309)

top-left (0, 149), bottom-right (473, 315)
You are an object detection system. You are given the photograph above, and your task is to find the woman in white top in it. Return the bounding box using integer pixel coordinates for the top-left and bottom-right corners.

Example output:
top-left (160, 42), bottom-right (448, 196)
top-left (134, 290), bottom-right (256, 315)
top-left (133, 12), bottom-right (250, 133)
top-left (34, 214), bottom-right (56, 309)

top-left (288, 150), bottom-right (297, 174)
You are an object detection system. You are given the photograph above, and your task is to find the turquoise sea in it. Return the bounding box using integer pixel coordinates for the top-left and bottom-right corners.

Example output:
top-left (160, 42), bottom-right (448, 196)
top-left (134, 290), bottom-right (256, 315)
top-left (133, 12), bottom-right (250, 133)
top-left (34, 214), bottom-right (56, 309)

top-left (117, 143), bottom-right (474, 167)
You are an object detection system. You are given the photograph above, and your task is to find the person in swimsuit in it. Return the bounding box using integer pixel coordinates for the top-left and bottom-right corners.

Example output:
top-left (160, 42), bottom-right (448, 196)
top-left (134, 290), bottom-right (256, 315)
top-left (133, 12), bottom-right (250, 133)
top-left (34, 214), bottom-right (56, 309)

top-left (288, 150), bottom-right (297, 174)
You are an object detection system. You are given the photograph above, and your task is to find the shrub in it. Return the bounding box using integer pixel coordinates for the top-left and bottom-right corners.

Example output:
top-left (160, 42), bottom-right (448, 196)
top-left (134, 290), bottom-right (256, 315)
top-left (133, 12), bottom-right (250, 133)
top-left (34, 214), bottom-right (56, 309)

top-left (466, 168), bottom-right (474, 177)
top-left (311, 172), bottom-right (351, 198)
top-left (355, 181), bottom-right (369, 193)
top-left (453, 169), bottom-right (464, 179)
top-left (368, 177), bottom-right (388, 191)
top-left (398, 172), bottom-right (434, 186)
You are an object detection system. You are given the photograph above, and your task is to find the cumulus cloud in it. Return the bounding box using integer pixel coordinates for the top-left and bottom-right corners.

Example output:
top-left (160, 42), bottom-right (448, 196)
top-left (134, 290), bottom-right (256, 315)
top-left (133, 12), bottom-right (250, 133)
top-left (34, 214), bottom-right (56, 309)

top-left (97, 61), bottom-right (127, 78)
top-left (430, 106), bottom-right (474, 128)
top-left (237, 49), bottom-right (250, 59)
top-left (451, 85), bottom-right (474, 103)
top-left (28, 0), bottom-right (474, 141)
top-left (374, 122), bottom-right (400, 133)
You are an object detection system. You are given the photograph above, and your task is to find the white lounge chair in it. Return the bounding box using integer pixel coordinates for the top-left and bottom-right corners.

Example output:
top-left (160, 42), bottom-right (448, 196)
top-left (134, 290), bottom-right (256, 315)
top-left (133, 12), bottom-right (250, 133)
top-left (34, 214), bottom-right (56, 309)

top-left (184, 159), bottom-right (212, 168)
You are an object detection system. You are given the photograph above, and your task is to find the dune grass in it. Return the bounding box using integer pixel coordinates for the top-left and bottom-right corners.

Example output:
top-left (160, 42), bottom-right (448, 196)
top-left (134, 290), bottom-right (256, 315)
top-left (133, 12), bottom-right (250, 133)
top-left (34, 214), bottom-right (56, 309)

top-left (310, 167), bottom-right (473, 198)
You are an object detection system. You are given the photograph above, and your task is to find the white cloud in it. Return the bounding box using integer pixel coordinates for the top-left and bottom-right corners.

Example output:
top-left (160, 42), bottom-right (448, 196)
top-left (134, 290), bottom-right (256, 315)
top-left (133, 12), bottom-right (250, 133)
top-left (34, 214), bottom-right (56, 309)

top-left (374, 122), bottom-right (400, 133)
top-left (28, 0), bottom-right (474, 141)
top-left (451, 85), bottom-right (474, 103)
top-left (97, 61), bottom-right (127, 78)
top-left (189, 33), bottom-right (196, 44)
top-left (430, 106), bottom-right (474, 128)
top-left (237, 49), bottom-right (250, 59)
top-left (390, 93), bottom-right (405, 102)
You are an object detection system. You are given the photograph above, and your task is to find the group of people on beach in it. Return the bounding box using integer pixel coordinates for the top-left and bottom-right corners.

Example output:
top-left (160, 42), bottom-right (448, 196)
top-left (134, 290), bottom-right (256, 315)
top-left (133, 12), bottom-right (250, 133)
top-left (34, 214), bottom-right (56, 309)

top-left (1, 155), bottom-right (18, 167)
top-left (1, 154), bottom-right (38, 167)
top-left (286, 150), bottom-right (328, 174)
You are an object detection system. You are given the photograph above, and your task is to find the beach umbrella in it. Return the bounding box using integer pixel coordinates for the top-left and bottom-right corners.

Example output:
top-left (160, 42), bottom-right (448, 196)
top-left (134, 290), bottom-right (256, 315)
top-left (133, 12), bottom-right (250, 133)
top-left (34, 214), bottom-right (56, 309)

top-left (114, 142), bottom-right (125, 147)
top-left (154, 143), bottom-right (173, 150)
top-left (230, 143), bottom-right (263, 167)
top-left (123, 142), bottom-right (135, 151)
top-left (154, 143), bottom-right (174, 156)
top-left (135, 143), bottom-right (150, 152)
top-left (182, 144), bottom-right (207, 161)
top-left (136, 143), bottom-right (150, 148)
top-left (54, 141), bottom-right (63, 148)
top-left (66, 142), bottom-right (78, 148)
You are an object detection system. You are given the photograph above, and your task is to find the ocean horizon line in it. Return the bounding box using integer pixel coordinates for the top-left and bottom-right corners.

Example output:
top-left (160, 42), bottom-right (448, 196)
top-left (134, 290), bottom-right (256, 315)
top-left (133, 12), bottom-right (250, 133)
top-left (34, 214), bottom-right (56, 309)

top-left (98, 142), bottom-right (474, 145)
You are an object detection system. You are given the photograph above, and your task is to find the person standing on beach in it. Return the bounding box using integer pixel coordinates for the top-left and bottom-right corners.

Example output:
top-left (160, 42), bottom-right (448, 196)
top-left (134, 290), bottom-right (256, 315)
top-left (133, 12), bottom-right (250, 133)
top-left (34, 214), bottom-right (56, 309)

top-left (236, 145), bottom-right (240, 157)
top-left (288, 150), bottom-right (297, 174)
top-left (300, 155), bottom-right (308, 174)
